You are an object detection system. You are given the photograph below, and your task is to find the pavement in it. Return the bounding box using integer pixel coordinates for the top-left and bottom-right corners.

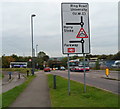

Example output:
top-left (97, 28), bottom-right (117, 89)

top-left (10, 71), bottom-right (51, 107)
top-left (2, 71), bottom-right (26, 94)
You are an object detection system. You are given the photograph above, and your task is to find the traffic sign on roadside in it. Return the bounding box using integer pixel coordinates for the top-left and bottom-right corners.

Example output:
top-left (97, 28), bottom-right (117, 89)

top-left (61, 3), bottom-right (90, 54)
top-left (61, 2), bottom-right (90, 94)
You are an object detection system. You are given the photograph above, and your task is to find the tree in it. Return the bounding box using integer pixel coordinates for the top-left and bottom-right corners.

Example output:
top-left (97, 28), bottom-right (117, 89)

top-left (43, 55), bottom-right (49, 62)
top-left (38, 51), bottom-right (46, 58)
top-left (2, 56), bottom-right (15, 68)
top-left (35, 51), bottom-right (50, 69)
top-left (11, 54), bottom-right (18, 60)
top-left (107, 54), bottom-right (114, 60)
top-left (98, 54), bottom-right (107, 60)
top-left (48, 60), bottom-right (54, 68)
top-left (112, 51), bottom-right (120, 60)
top-left (71, 55), bottom-right (79, 60)
top-left (61, 57), bottom-right (68, 68)
top-left (95, 60), bottom-right (100, 70)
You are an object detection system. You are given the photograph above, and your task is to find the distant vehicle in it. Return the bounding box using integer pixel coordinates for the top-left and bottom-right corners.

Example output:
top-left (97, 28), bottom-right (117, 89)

top-left (44, 67), bottom-right (51, 72)
top-left (60, 66), bottom-right (65, 70)
top-left (52, 68), bottom-right (56, 70)
top-left (55, 67), bottom-right (58, 70)
top-left (69, 59), bottom-right (90, 72)
top-left (112, 60), bottom-right (120, 68)
top-left (10, 62), bottom-right (27, 68)
top-left (70, 65), bottom-right (90, 72)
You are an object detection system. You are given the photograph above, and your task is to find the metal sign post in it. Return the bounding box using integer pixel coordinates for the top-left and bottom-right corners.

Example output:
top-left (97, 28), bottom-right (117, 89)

top-left (67, 54), bottom-right (71, 95)
top-left (83, 53), bottom-right (86, 93)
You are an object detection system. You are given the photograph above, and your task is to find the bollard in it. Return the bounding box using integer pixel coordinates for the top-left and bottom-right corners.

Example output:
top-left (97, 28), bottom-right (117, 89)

top-left (53, 75), bottom-right (56, 89)
top-left (18, 73), bottom-right (20, 79)
top-left (105, 67), bottom-right (110, 77)
top-left (8, 72), bottom-right (12, 79)
top-left (31, 69), bottom-right (34, 75)
top-left (27, 70), bottom-right (29, 77)
top-left (9, 74), bottom-right (11, 79)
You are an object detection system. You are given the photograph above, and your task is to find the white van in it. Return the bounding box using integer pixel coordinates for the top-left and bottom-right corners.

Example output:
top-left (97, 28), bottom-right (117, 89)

top-left (112, 60), bottom-right (120, 68)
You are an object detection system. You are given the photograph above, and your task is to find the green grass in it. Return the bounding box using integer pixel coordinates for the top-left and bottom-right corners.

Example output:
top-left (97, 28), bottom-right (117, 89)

top-left (47, 74), bottom-right (119, 107)
top-left (110, 68), bottom-right (120, 71)
top-left (2, 75), bottom-right (36, 108)
top-left (0, 73), bottom-right (4, 79)
top-left (2, 68), bottom-right (40, 74)
top-left (2, 68), bottom-right (32, 74)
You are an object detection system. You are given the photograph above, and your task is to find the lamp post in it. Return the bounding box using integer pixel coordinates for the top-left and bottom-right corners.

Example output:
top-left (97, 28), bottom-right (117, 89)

top-left (31, 14), bottom-right (36, 75)
top-left (36, 44), bottom-right (38, 57)
top-left (36, 44), bottom-right (38, 69)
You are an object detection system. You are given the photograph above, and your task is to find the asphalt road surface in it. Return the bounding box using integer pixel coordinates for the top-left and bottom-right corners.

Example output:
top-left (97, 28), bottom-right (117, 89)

top-left (48, 70), bottom-right (119, 94)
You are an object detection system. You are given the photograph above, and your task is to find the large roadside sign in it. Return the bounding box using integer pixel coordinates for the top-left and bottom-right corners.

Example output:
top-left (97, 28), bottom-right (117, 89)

top-left (61, 3), bottom-right (90, 54)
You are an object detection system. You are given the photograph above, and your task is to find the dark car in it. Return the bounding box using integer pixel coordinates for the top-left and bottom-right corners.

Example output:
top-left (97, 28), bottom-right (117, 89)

top-left (44, 67), bottom-right (51, 72)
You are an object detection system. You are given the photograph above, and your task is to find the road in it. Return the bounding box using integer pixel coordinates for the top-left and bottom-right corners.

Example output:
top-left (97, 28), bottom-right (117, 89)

top-left (48, 70), bottom-right (119, 94)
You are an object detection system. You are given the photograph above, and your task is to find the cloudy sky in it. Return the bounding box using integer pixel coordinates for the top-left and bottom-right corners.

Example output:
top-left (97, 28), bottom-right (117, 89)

top-left (1, 0), bottom-right (119, 57)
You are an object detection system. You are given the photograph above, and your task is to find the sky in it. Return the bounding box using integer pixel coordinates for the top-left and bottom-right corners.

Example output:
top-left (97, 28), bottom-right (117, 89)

top-left (0, 0), bottom-right (119, 57)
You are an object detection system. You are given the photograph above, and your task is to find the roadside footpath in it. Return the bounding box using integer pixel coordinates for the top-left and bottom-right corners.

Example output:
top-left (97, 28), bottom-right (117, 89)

top-left (2, 72), bottom-right (25, 94)
top-left (10, 71), bottom-right (51, 107)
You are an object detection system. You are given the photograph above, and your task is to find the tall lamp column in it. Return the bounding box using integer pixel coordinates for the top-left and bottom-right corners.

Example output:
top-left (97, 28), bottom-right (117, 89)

top-left (36, 44), bottom-right (38, 57)
top-left (31, 14), bottom-right (36, 75)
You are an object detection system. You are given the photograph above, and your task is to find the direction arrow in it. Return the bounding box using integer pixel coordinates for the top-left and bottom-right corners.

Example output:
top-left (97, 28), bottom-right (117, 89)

top-left (69, 38), bottom-right (85, 53)
top-left (66, 16), bottom-right (84, 27)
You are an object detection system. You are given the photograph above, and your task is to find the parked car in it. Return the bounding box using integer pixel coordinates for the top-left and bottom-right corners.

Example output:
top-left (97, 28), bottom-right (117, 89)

top-left (60, 66), bottom-right (65, 70)
top-left (52, 68), bottom-right (56, 70)
top-left (55, 67), bottom-right (59, 70)
top-left (44, 67), bottom-right (51, 72)
top-left (70, 65), bottom-right (90, 72)
top-left (112, 60), bottom-right (120, 68)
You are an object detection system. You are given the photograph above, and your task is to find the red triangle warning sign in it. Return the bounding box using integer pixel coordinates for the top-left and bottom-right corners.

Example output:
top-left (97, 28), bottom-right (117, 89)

top-left (76, 28), bottom-right (88, 38)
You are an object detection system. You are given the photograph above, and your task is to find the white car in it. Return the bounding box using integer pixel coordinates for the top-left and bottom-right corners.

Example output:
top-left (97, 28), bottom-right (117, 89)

top-left (60, 66), bottom-right (65, 70)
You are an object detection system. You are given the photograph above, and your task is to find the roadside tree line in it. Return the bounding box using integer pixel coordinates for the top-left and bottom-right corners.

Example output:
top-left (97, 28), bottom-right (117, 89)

top-left (1, 51), bottom-right (120, 69)
top-left (2, 51), bottom-right (49, 69)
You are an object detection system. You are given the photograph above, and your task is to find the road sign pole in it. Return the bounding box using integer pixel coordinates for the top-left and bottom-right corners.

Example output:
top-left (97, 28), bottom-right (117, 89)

top-left (83, 53), bottom-right (86, 93)
top-left (67, 54), bottom-right (70, 95)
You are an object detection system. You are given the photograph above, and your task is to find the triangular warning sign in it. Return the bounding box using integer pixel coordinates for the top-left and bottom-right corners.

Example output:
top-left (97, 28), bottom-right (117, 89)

top-left (76, 28), bottom-right (88, 38)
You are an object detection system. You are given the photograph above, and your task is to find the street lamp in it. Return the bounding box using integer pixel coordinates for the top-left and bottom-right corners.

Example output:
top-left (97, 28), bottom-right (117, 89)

top-left (36, 44), bottom-right (38, 57)
top-left (31, 14), bottom-right (36, 75)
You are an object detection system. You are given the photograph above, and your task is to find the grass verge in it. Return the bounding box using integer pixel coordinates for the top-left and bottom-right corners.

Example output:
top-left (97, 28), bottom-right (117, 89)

top-left (2, 68), bottom-right (31, 74)
top-left (0, 73), bottom-right (4, 79)
top-left (2, 68), bottom-right (40, 74)
top-left (47, 74), bottom-right (119, 107)
top-left (2, 75), bottom-right (36, 108)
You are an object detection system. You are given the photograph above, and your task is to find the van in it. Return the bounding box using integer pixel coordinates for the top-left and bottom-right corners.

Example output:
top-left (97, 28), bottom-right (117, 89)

top-left (112, 60), bottom-right (120, 68)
